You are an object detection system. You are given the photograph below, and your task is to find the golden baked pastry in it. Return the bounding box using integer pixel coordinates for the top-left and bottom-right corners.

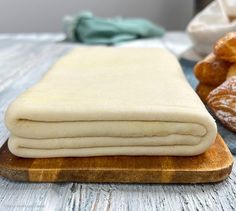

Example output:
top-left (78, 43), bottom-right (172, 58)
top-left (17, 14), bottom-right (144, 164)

top-left (194, 53), bottom-right (231, 86)
top-left (227, 63), bottom-right (236, 79)
top-left (229, 16), bottom-right (236, 22)
top-left (196, 83), bottom-right (216, 104)
top-left (207, 76), bottom-right (236, 132)
top-left (214, 32), bottom-right (236, 62)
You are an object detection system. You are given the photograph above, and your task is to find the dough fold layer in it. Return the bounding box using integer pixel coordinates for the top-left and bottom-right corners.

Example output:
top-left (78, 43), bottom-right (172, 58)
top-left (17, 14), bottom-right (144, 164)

top-left (5, 47), bottom-right (217, 158)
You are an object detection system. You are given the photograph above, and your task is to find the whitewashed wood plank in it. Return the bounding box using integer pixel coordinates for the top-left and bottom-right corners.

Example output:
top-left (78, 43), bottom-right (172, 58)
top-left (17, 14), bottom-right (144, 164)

top-left (0, 33), bottom-right (65, 42)
top-left (1, 159), bottom-right (234, 211)
top-left (0, 177), bottom-right (73, 211)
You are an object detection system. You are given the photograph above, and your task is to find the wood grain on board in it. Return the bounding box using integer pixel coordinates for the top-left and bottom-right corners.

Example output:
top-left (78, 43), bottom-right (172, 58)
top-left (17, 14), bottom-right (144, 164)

top-left (0, 134), bottom-right (233, 183)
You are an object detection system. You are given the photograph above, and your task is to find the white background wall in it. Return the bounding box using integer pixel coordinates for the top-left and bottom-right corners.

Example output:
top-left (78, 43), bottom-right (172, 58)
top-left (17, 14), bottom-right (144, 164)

top-left (0, 0), bottom-right (194, 33)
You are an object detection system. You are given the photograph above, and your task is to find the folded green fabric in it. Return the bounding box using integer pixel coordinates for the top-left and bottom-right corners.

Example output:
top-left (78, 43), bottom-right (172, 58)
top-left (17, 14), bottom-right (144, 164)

top-left (63, 12), bottom-right (165, 45)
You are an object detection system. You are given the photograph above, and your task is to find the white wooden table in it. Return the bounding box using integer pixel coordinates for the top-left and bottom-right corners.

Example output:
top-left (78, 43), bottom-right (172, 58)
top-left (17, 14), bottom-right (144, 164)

top-left (0, 33), bottom-right (235, 211)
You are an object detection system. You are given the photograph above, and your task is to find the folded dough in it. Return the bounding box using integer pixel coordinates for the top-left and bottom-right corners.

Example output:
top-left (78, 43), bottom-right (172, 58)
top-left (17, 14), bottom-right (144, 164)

top-left (5, 47), bottom-right (217, 158)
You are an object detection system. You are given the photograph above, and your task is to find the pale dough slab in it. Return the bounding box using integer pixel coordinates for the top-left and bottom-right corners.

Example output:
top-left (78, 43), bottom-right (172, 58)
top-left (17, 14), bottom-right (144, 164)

top-left (5, 47), bottom-right (217, 158)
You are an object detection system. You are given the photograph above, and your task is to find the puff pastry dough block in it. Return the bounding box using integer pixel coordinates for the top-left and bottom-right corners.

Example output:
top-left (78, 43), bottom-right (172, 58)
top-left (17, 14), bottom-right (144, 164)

top-left (5, 47), bottom-right (217, 158)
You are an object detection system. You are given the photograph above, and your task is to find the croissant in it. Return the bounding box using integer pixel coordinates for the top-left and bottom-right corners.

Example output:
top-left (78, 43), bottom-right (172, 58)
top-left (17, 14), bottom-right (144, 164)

top-left (229, 16), bottom-right (236, 22)
top-left (196, 83), bottom-right (216, 104)
top-left (227, 63), bottom-right (236, 79)
top-left (194, 53), bottom-right (231, 86)
top-left (207, 76), bottom-right (236, 132)
top-left (214, 32), bottom-right (236, 62)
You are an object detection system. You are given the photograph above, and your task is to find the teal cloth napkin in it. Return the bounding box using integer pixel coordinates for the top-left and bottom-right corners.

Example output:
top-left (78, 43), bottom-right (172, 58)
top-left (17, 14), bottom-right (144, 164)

top-left (63, 12), bottom-right (165, 45)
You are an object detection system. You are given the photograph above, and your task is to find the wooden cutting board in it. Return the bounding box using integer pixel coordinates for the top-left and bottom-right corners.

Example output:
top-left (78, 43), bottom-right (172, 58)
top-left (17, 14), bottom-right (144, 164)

top-left (0, 134), bottom-right (233, 183)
